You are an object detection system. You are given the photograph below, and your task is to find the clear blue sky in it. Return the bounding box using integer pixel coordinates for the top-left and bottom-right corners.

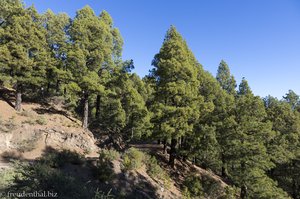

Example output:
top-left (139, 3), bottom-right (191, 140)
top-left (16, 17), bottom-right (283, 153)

top-left (24, 0), bottom-right (300, 99)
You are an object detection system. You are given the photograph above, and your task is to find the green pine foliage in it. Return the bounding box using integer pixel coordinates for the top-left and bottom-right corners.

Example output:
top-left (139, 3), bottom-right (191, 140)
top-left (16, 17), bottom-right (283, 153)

top-left (0, 2), bottom-right (299, 198)
top-left (151, 26), bottom-right (203, 167)
top-left (0, 1), bottom-right (49, 110)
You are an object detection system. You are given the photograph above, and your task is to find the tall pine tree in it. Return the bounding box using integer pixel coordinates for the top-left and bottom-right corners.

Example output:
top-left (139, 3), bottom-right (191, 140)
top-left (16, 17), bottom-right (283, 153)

top-left (0, 2), bottom-right (48, 111)
top-left (151, 26), bottom-right (201, 167)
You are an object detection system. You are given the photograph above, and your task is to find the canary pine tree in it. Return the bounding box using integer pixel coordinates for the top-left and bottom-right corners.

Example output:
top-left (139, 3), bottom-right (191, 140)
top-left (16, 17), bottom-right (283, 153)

top-left (231, 79), bottom-right (288, 198)
top-left (151, 26), bottom-right (201, 167)
top-left (0, 2), bottom-right (48, 111)
top-left (68, 6), bottom-right (106, 129)
top-left (216, 60), bottom-right (236, 95)
top-left (42, 10), bottom-right (71, 94)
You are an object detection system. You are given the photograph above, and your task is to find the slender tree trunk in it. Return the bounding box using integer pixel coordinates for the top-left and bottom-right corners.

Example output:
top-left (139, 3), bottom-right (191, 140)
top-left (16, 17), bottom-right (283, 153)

top-left (47, 82), bottom-right (51, 93)
top-left (157, 139), bottom-right (161, 145)
top-left (221, 154), bottom-right (227, 178)
top-left (240, 161), bottom-right (247, 199)
top-left (56, 80), bottom-right (60, 93)
top-left (240, 184), bottom-right (247, 199)
top-left (163, 138), bottom-right (167, 154)
top-left (15, 84), bottom-right (22, 111)
top-left (292, 161), bottom-right (298, 199)
top-left (82, 94), bottom-right (89, 130)
top-left (95, 95), bottom-right (101, 118)
top-left (169, 138), bottom-right (177, 168)
top-left (292, 178), bottom-right (297, 199)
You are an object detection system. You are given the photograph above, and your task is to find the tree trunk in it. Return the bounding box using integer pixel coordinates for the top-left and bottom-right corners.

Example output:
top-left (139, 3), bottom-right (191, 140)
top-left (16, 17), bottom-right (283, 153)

top-left (157, 139), bottom-right (161, 145)
top-left (240, 184), bottom-right (247, 199)
top-left (221, 154), bottom-right (227, 177)
top-left (47, 81), bottom-right (51, 93)
top-left (15, 85), bottom-right (22, 111)
top-left (56, 80), bottom-right (60, 93)
top-left (240, 161), bottom-right (247, 199)
top-left (95, 95), bottom-right (101, 118)
top-left (292, 178), bottom-right (297, 199)
top-left (163, 138), bottom-right (167, 154)
top-left (82, 94), bottom-right (89, 130)
top-left (169, 138), bottom-right (177, 168)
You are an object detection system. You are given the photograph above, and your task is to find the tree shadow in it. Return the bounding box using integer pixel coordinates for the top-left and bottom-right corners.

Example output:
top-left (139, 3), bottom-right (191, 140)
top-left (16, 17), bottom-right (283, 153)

top-left (33, 106), bottom-right (78, 123)
top-left (113, 171), bottom-right (158, 199)
top-left (0, 87), bottom-right (15, 108)
top-left (0, 147), bottom-right (114, 198)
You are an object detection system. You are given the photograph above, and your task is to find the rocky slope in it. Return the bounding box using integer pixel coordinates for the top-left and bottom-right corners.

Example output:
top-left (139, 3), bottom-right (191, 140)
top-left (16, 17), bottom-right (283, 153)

top-left (0, 99), bottom-right (98, 161)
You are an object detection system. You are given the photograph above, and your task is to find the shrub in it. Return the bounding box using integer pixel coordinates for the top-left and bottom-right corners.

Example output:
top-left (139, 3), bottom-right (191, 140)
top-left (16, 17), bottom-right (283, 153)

top-left (18, 110), bottom-right (31, 117)
top-left (183, 175), bottom-right (204, 197)
top-left (122, 147), bottom-right (145, 171)
top-left (36, 116), bottom-right (47, 125)
top-left (95, 150), bottom-right (116, 182)
top-left (22, 119), bottom-right (36, 125)
top-left (183, 174), bottom-right (223, 198)
top-left (93, 189), bottom-right (114, 199)
top-left (14, 133), bottom-right (41, 152)
top-left (0, 167), bottom-right (16, 189)
top-left (99, 149), bottom-right (120, 161)
top-left (182, 187), bottom-right (192, 199)
top-left (4, 117), bottom-right (18, 131)
top-left (146, 156), bottom-right (161, 177)
top-left (39, 149), bottom-right (84, 168)
top-left (145, 156), bottom-right (171, 188)
top-left (4, 161), bottom-right (94, 199)
top-left (201, 175), bottom-right (222, 198)
top-left (219, 186), bottom-right (239, 199)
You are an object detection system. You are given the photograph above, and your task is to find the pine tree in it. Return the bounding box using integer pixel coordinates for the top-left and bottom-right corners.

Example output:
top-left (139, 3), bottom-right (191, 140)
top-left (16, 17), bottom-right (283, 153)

top-left (98, 61), bottom-right (152, 143)
top-left (94, 10), bottom-right (123, 119)
top-left (151, 26), bottom-right (201, 167)
top-left (283, 90), bottom-right (300, 110)
top-left (42, 10), bottom-right (71, 94)
top-left (231, 79), bottom-right (288, 198)
top-left (68, 6), bottom-right (107, 129)
top-left (0, 2), bottom-right (48, 111)
top-left (264, 95), bottom-right (300, 198)
top-left (216, 60), bottom-right (236, 95)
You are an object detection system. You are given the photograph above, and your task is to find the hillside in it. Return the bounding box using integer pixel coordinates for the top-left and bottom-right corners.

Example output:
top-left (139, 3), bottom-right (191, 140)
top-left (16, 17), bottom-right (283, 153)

top-left (0, 94), bottom-right (233, 199)
top-left (1, 1), bottom-right (299, 198)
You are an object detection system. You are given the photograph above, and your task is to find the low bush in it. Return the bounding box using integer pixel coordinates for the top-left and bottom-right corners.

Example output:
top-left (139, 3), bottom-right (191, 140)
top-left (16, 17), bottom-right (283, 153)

top-left (122, 147), bottom-right (145, 171)
top-left (14, 133), bottom-right (42, 153)
top-left (36, 116), bottom-right (47, 125)
top-left (4, 117), bottom-right (18, 131)
top-left (39, 149), bottom-right (84, 168)
top-left (99, 149), bottom-right (120, 161)
top-left (18, 110), bottom-right (34, 117)
top-left (94, 149), bottom-right (118, 182)
top-left (183, 175), bottom-right (204, 197)
top-left (183, 174), bottom-right (223, 198)
top-left (22, 119), bottom-right (36, 125)
top-left (93, 189), bottom-right (114, 199)
top-left (1, 161), bottom-right (95, 199)
top-left (0, 167), bottom-right (16, 190)
top-left (145, 156), bottom-right (171, 188)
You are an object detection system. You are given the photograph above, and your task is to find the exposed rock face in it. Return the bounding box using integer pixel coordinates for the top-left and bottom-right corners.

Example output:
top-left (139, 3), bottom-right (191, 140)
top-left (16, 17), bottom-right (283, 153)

top-left (0, 133), bottom-right (13, 151)
top-left (0, 126), bottom-right (98, 156)
top-left (0, 98), bottom-right (99, 158)
top-left (42, 127), bottom-right (98, 153)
